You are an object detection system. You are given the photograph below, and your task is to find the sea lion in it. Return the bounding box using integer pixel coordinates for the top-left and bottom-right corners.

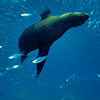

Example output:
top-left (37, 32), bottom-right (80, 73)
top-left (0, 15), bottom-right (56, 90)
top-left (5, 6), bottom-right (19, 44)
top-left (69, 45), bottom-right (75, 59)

top-left (12, 7), bottom-right (89, 78)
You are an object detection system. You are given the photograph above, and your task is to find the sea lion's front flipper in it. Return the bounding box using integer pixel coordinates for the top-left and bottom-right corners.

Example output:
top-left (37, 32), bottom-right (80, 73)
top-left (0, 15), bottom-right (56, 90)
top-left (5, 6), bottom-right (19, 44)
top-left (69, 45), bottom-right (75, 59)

top-left (40, 6), bottom-right (51, 20)
top-left (35, 45), bottom-right (50, 78)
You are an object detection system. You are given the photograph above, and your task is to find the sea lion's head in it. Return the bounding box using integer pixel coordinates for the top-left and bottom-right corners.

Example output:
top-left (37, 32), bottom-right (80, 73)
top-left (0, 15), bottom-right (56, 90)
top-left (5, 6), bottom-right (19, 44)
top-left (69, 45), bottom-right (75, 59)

top-left (69, 12), bottom-right (89, 27)
top-left (70, 12), bottom-right (89, 27)
top-left (61, 12), bottom-right (89, 28)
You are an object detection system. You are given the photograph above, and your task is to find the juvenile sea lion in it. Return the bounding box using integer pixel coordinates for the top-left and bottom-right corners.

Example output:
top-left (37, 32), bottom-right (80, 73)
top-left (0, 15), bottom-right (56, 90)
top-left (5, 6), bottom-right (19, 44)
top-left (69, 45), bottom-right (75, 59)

top-left (11, 6), bottom-right (89, 78)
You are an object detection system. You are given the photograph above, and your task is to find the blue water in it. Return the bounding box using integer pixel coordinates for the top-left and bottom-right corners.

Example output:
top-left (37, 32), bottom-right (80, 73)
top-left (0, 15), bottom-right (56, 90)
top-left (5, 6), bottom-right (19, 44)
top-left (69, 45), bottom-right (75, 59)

top-left (0, 0), bottom-right (100, 100)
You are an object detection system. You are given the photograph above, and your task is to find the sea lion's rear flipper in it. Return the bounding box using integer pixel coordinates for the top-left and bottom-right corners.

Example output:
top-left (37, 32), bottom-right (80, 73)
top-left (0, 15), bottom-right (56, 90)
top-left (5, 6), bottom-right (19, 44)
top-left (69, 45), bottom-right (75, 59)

top-left (36, 59), bottom-right (46, 78)
top-left (35, 45), bottom-right (50, 78)
top-left (40, 6), bottom-right (51, 20)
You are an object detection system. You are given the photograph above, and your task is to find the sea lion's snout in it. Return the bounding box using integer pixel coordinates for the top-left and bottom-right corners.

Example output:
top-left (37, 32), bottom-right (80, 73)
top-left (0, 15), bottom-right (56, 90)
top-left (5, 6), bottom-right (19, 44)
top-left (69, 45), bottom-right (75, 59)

top-left (70, 12), bottom-right (89, 27)
top-left (84, 13), bottom-right (89, 20)
top-left (78, 13), bottom-right (89, 21)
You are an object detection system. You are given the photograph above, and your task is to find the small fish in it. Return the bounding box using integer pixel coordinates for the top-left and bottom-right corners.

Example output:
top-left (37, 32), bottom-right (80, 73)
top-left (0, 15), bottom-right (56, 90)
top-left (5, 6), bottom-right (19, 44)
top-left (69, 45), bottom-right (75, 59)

top-left (90, 11), bottom-right (94, 15)
top-left (32, 56), bottom-right (47, 64)
top-left (0, 73), bottom-right (5, 76)
top-left (20, 13), bottom-right (32, 17)
top-left (96, 21), bottom-right (100, 24)
top-left (58, 73), bottom-right (76, 89)
top-left (0, 71), bottom-right (7, 76)
top-left (88, 21), bottom-right (92, 27)
top-left (93, 25), bottom-right (97, 29)
top-left (14, 82), bottom-right (19, 85)
top-left (8, 53), bottom-right (23, 59)
top-left (97, 74), bottom-right (100, 78)
top-left (6, 65), bottom-right (21, 71)
top-left (0, 45), bottom-right (2, 48)
top-left (58, 83), bottom-right (64, 89)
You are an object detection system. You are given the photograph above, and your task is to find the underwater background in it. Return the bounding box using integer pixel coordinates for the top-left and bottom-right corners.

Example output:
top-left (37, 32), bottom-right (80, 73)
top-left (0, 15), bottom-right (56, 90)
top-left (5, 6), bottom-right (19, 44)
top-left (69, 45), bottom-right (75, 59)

top-left (0, 0), bottom-right (100, 100)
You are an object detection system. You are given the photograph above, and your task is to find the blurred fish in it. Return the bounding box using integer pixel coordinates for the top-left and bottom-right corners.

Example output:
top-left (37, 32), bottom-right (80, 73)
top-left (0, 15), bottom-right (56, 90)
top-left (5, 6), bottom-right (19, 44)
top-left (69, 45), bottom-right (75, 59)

top-left (97, 74), bottom-right (100, 78)
top-left (58, 73), bottom-right (76, 88)
top-left (6, 65), bottom-right (21, 71)
top-left (32, 56), bottom-right (47, 64)
top-left (20, 13), bottom-right (32, 17)
top-left (0, 45), bottom-right (2, 48)
top-left (96, 21), bottom-right (100, 24)
top-left (88, 21), bottom-right (92, 27)
top-left (8, 53), bottom-right (23, 59)
top-left (0, 65), bottom-right (21, 76)
top-left (0, 70), bottom-right (8, 77)
top-left (0, 72), bottom-right (6, 76)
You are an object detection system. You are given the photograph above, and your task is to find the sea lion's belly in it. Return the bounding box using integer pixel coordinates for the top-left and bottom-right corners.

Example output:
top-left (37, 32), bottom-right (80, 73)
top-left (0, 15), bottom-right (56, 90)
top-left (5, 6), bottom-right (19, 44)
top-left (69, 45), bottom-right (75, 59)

top-left (18, 31), bottom-right (39, 52)
top-left (18, 20), bottom-right (65, 52)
